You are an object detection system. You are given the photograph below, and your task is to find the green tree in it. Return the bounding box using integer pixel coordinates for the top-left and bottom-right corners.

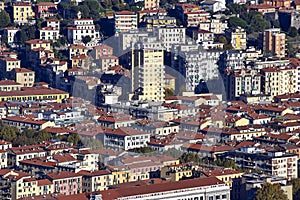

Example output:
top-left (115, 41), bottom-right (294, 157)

top-left (0, 125), bottom-right (17, 141)
top-left (80, 137), bottom-right (103, 150)
top-left (165, 88), bottom-right (175, 97)
top-left (67, 134), bottom-right (81, 146)
top-left (179, 152), bottom-right (201, 163)
top-left (216, 36), bottom-right (228, 45)
top-left (255, 183), bottom-right (288, 200)
top-left (291, 179), bottom-right (300, 200)
top-left (288, 27), bottom-right (298, 37)
top-left (228, 17), bottom-right (247, 29)
top-left (82, 35), bottom-right (91, 44)
top-left (0, 10), bottom-right (11, 29)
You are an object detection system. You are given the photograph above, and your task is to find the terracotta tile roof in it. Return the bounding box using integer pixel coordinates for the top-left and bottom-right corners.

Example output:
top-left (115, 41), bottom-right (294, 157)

top-left (37, 179), bottom-right (52, 186)
top-left (0, 86), bottom-right (68, 97)
top-left (3, 116), bottom-right (49, 125)
top-left (47, 171), bottom-right (81, 180)
top-left (116, 10), bottom-right (136, 15)
top-left (14, 68), bottom-right (34, 73)
top-left (100, 177), bottom-right (224, 199)
top-left (0, 80), bottom-right (21, 85)
top-left (203, 168), bottom-right (242, 177)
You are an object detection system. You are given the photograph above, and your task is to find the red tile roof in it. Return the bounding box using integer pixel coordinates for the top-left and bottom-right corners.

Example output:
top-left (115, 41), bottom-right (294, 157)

top-left (47, 171), bottom-right (81, 180)
top-left (100, 177), bottom-right (225, 199)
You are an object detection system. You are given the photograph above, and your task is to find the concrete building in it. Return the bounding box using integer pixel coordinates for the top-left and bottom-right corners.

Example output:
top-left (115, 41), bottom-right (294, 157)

top-left (144, 0), bottom-right (160, 9)
top-left (67, 17), bottom-right (100, 46)
top-left (131, 38), bottom-right (165, 102)
top-left (13, 3), bottom-right (35, 25)
top-left (114, 11), bottom-right (138, 35)
top-left (224, 69), bottom-right (262, 100)
top-left (231, 27), bottom-right (247, 50)
top-left (155, 26), bottom-right (186, 52)
top-left (192, 29), bottom-right (214, 43)
top-left (11, 68), bottom-right (35, 87)
top-left (263, 28), bottom-right (286, 58)
top-left (232, 174), bottom-right (293, 200)
top-left (1, 27), bottom-right (19, 46)
top-left (226, 148), bottom-right (298, 180)
top-left (39, 27), bottom-right (60, 41)
top-left (103, 127), bottom-right (150, 150)
top-left (177, 46), bottom-right (221, 91)
top-left (99, 177), bottom-right (231, 200)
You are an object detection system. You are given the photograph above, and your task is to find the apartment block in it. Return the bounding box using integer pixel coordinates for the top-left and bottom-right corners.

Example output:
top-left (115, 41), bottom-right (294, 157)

top-left (144, 0), bottom-right (160, 9)
top-left (13, 3), bottom-right (35, 25)
top-left (11, 68), bottom-right (35, 87)
top-left (114, 11), bottom-right (138, 35)
top-left (103, 127), bottom-right (150, 150)
top-left (231, 27), bottom-right (247, 50)
top-left (67, 18), bottom-right (100, 46)
top-left (47, 171), bottom-right (82, 196)
top-left (263, 28), bottom-right (286, 58)
top-left (225, 69), bottom-right (262, 100)
top-left (155, 26), bottom-right (186, 52)
top-left (178, 47), bottom-right (221, 91)
top-left (226, 148), bottom-right (298, 180)
top-left (1, 27), bottom-right (19, 45)
top-left (100, 177), bottom-right (231, 200)
top-left (39, 27), bottom-right (60, 41)
top-left (131, 38), bottom-right (165, 102)
top-left (232, 174), bottom-right (293, 200)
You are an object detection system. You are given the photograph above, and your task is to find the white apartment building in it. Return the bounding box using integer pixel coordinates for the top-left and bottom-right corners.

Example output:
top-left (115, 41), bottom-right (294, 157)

top-left (46, 19), bottom-right (60, 29)
top-left (178, 47), bottom-right (221, 91)
top-left (103, 127), bottom-right (150, 150)
top-left (67, 18), bottom-right (100, 46)
top-left (131, 37), bottom-right (165, 102)
top-left (39, 27), bottom-right (59, 41)
top-left (225, 68), bottom-right (262, 100)
top-left (155, 26), bottom-right (186, 52)
top-left (2, 27), bottom-right (19, 45)
top-left (115, 11), bottom-right (138, 35)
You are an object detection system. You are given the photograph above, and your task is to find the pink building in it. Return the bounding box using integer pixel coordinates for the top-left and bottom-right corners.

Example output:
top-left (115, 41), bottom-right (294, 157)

top-left (47, 171), bottom-right (82, 196)
top-left (93, 44), bottom-right (113, 59)
top-left (36, 2), bottom-right (57, 18)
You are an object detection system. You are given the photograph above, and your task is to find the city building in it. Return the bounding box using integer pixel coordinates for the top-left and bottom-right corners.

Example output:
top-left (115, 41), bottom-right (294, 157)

top-left (231, 27), bottom-right (247, 50)
top-left (131, 38), bottom-right (165, 102)
top-left (1, 27), bottom-right (19, 46)
top-left (144, 0), bottom-right (160, 9)
top-left (114, 11), bottom-right (138, 35)
top-left (232, 174), bottom-right (293, 200)
top-left (103, 127), bottom-right (150, 150)
top-left (39, 27), bottom-right (60, 41)
top-left (67, 17), bottom-right (101, 46)
top-left (47, 171), bottom-right (82, 196)
top-left (100, 177), bottom-right (231, 200)
top-left (225, 148), bottom-right (298, 180)
top-left (13, 3), bottom-right (35, 25)
top-left (11, 68), bottom-right (35, 87)
top-left (262, 28), bottom-right (286, 58)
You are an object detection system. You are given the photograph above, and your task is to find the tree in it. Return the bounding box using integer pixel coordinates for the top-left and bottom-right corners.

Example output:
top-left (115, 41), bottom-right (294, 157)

top-left (165, 88), bottom-right (175, 97)
top-left (216, 36), bottom-right (228, 45)
top-left (67, 134), bottom-right (81, 146)
top-left (0, 10), bottom-right (11, 29)
top-left (82, 36), bottom-right (91, 44)
top-left (255, 183), bottom-right (288, 200)
top-left (179, 152), bottom-right (201, 163)
top-left (291, 179), bottom-right (300, 200)
top-left (288, 27), bottom-right (298, 37)
top-left (0, 125), bottom-right (17, 141)
top-left (228, 17), bottom-right (247, 29)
